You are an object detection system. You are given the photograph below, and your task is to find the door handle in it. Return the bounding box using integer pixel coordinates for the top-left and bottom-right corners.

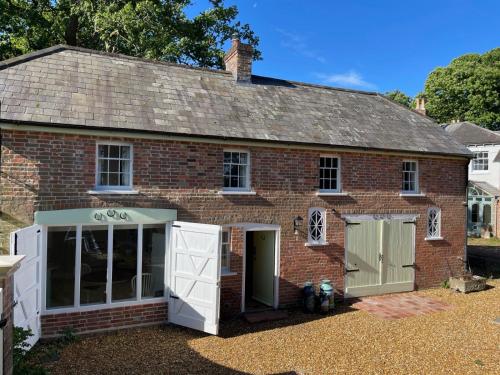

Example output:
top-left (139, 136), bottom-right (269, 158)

top-left (169, 294), bottom-right (179, 299)
top-left (402, 263), bottom-right (416, 268)
top-left (345, 268), bottom-right (360, 273)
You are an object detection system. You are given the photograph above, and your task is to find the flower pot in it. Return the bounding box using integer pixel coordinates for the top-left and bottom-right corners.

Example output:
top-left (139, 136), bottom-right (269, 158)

top-left (449, 275), bottom-right (486, 293)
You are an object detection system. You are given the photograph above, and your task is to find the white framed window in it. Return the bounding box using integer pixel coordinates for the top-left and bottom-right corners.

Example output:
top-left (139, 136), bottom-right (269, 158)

top-left (426, 207), bottom-right (441, 239)
top-left (307, 207), bottom-right (326, 245)
top-left (44, 223), bottom-right (167, 313)
top-left (223, 150), bottom-right (250, 191)
top-left (402, 160), bottom-right (418, 193)
top-left (319, 156), bottom-right (340, 192)
top-left (221, 229), bottom-right (231, 272)
top-left (472, 151), bottom-right (488, 171)
top-left (96, 143), bottom-right (133, 190)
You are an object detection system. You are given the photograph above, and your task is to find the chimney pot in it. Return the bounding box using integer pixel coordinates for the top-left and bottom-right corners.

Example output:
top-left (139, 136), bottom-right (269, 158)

top-left (224, 35), bottom-right (253, 82)
top-left (415, 97), bottom-right (426, 116)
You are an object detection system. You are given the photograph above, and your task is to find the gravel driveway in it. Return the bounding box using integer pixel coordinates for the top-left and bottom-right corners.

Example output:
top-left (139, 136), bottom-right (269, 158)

top-left (38, 280), bottom-right (500, 374)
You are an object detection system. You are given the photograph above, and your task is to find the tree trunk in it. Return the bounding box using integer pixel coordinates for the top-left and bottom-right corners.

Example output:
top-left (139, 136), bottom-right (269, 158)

top-left (65, 15), bottom-right (79, 46)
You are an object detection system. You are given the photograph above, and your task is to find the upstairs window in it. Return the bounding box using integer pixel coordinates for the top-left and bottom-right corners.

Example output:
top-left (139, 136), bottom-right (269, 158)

top-left (223, 151), bottom-right (250, 191)
top-left (96, 144), bottom-right (132, 189)
top-left (472, 152), bottom-right (488, 171)
top-left (221, 229), bottom-right (231, 273)
top-left (319, 156), bottom-right (340, 192)
top-left (308, 208), bottom-right (326, 245)
top-left (402, 161), bottom-right (418, 193)
top-left (427, 207), bottom-right (441, 239)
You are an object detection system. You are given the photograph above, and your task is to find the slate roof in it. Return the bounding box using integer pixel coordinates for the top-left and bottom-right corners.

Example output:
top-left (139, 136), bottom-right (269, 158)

top-left (443, 121), bottom-right (500, 146)
top-left (0, 45), bottom-right (470, 157)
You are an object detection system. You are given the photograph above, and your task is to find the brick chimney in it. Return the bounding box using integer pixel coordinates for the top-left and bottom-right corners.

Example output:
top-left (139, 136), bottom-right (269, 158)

top-left (415, 97), bottom-right (426, 116)
top-left (224, 33), bottom-right (253, 82)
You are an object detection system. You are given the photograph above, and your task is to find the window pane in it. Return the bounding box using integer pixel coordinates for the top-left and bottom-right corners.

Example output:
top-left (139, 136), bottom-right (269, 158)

top-left (239, 153), bottom-right (248, 164)
top-left (100, 172), bottom-right (108, 186)
top-left (112, 225), bottom-right (138, 302)
top-left (120, 173), bottom-right (130, 186)
top-left (223, 152), bottom-right (231, 163)
top-left (120, 160), bottom-right (130, 174)
top-left (98, 145), bottom-right (108, 158)
top-left (223, 176), bottom-right (230, 188)
top-left (142, 225), bottom-right (165, 298)
top-left (231, 152), bottom-right (239, 163)
top-left (80, 226), bottom-right (108, 305)
top-left (109, 145), bottom-right (120, 158)
top-left (99, 159), bottom-right (108, 173)
top-left (108, 173), bottom-right (119, 186)
top-left (109, 159), bottom-right (119, 173)
top-left (46, 226), bottom-right (76, 308)
top-left (120, 146), bottom-right (130, 159)
top-left (231, 176), bottom-right (238, 187)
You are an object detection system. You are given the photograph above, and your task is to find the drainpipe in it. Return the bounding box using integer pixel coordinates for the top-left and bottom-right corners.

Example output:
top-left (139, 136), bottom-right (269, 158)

top-left (464, 163), bottom-right (469, 273)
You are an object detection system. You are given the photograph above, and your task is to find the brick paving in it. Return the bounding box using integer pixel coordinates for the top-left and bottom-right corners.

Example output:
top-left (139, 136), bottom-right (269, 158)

top-left (352, 293), bottom-right (452, 320)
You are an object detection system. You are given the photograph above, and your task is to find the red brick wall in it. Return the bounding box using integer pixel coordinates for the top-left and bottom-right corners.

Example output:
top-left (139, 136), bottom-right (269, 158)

top-left (1, 274), bottom-right (14, 375)
top-left (220, 227), bottom-right (244, 318)
top-left (41, 302), bottom-right (167, 337)
top-left (1, 129), bottom-right (468, 323)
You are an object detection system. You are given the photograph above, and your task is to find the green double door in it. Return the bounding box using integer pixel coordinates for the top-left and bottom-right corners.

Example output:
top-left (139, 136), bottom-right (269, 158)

top-left (345, 219), bottom-right (415, 298)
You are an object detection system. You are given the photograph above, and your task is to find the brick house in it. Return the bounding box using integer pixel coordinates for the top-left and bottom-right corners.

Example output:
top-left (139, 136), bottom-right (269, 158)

top-left (0, 38), bottom-right (470, 341)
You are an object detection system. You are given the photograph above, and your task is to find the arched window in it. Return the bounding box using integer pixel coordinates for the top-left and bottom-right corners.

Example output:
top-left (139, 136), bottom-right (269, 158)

top-left (483, 205), bottom-right (491, 225)
top-left (471, 203), bottom-right (479, 223)
top-left (427, 207), bottom-right (441, 239)
top-left (308, 208), bottom-right (326, 244)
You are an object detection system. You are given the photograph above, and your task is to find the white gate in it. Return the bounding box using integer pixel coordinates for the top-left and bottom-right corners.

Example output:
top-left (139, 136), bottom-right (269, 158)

top-left (9, 225), bottom-right (42, 348)
top-left (168, 222), bottom-right (221, 335)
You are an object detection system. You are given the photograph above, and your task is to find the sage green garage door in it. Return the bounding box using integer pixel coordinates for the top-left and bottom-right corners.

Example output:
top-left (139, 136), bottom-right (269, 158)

top-left (345, 219), bottom-right (415, 298)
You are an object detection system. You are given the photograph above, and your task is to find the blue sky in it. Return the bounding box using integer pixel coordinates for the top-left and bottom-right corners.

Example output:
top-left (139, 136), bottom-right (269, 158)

top-left (187, 0), bottom-right (499, 96)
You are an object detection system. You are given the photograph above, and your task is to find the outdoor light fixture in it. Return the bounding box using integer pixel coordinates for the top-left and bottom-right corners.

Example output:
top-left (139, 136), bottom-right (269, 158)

top-left (293, 216), bottom-right (303, 235)
top-left (107, 209), bottom-right (116, 217)
top-left (94, 213), bottom-right (104, 221)
top-left (119, 212), bottom-right (128, 220)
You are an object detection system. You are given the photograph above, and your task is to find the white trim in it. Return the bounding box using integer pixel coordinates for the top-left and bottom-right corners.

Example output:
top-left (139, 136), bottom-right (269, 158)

top-left (217, 190), bottom-right (256, 195)
top-left (74, 225), bottom-right (82, 308)
top-left (95, 141), bottom-right (134, 191)
top-left (316, 192), bottom-right (349, 196)
top-left (106, 224), bottom-right (113, 305)
top-left (307, 207), bottom-right (327, 245)
top-left (304, 242), bottom-right (330, 247)
top-left (87, 190), bottom-right (139, 195)
top-left (401, 159), bottom-right (419, 194)
top-left (221, 271), bottom-right (238, 277)
top-left (318, 155), bottom-right (342, 193)
top-left (342, 213), bottom-right (419, 221)
top-left (399, 192), bottom-right (426, 197)
top-left (222, 149), bottom-right (251, 192)
top-left (136, 224), bottom-right (143, 301)
top-left (221, 228), bottom-right (231, 273)
top-left (425, 237), bottom-right (444, 241)
top-left (240, 224), bottom-right (280, 313)
top-left (345, 281), bottom-right (414, 298)
top-left (426, 207), bottom-right (441, 239)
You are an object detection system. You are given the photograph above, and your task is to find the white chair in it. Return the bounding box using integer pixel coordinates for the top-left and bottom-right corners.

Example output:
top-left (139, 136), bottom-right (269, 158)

top-left (131, 273), bottom-right (153, 297)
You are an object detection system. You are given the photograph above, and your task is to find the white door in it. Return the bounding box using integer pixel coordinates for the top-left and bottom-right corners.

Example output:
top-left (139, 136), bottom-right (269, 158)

top-left (9, 225), bottom-right (42, 348)
top-left (168, 222), bottom-right (221, 335)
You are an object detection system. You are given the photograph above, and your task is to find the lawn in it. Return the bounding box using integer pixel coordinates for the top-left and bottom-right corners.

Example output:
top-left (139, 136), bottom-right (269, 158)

top-left (30, 280), bottom-right (500, 375)
top-left (467, 236), bottom-right (500, 246)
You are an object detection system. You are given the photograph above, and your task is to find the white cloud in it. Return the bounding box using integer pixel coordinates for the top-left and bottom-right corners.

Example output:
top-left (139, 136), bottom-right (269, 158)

top-left (315, 70), bottom-right (377, 90)
top-left (276, 28), bottom-right (326, 64)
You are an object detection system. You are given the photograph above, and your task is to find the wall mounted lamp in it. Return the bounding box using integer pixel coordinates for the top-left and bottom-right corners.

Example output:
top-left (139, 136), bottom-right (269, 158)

top-left (293, 216), bottom-right (303, 235)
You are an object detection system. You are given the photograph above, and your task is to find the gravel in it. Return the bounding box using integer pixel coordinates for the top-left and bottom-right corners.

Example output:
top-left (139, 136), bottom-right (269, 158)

top-left (40, 280), bottom-right (500, 374)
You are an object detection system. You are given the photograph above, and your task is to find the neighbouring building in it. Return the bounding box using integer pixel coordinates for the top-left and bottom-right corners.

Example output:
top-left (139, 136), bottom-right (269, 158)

top-left (443, 121), bottom-right (500, 237)
top-left (0, 38), bottom-right (470, 343)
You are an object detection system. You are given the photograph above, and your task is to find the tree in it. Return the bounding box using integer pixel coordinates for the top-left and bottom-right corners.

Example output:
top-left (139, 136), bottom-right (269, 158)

top-left (0, 0), bottom-right (261, 69)
top-left (384, 90), bottom-right (412, 108)
top-left (422, 48), bottom-right (500, 129)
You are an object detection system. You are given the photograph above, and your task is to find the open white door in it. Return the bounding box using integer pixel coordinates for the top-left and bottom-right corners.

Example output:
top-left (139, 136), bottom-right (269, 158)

top-left (168, 222), bottom-right (221, 335)
top-left (10, 225), bottom-right (42, 348)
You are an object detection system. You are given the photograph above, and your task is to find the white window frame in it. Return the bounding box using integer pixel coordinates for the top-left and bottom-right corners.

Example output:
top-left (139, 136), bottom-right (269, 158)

top-left (42, 223), bottom-right (168, 315)
top-left (95, 142), bottom-right (134, 191)
top-left (401, 160), bottom-right (419, 194)
top-left (426, 207), bottom-right (442, 240)
top-left (221, 229), bottom-right (231, 273)
top-left (471, 151), bottom-right (489, 172)
top-left (306, 207), bottom-right (327, 246)
top-left (222, 149), bottom-right (251, 192)
top-left (319, 155), bottom-right (341, 193)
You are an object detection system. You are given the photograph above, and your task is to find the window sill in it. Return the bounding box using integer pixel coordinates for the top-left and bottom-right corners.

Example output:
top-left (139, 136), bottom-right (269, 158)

top-left (399, 192), bottom-right (426, 197)
top-left (425, 237), bottom-right (444, 241)
top-left (316, 191), bottom-right (349, 196)
top-left (304, 242), bottom-right (329, 247)
top-left (221, 271), bottom-right (238, 277)
top-left (218, 190), bottom-right (256, 195)
top-left (88, 189), bottom-right (139, 195)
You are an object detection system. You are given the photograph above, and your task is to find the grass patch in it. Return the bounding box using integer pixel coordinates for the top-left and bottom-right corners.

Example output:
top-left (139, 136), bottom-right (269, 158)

top-left (467, 237), bottom-right (500, 247)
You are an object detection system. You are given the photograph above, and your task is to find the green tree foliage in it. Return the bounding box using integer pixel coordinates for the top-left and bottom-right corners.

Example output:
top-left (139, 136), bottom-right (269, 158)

top-left (423, 48), bottom-right (500, 129)
top-left (0, 0), bottom-right (260, 68)
top-left (384, 90), bottom-right (412, 108)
